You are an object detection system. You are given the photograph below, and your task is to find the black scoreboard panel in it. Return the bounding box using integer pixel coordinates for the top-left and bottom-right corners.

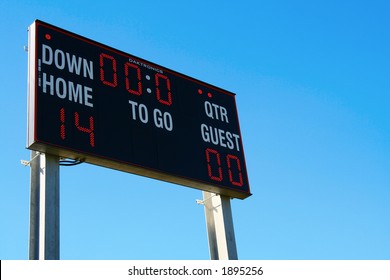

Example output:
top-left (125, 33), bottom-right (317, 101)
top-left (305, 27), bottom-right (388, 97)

top-left (27, 20), bottom-right (251, 199)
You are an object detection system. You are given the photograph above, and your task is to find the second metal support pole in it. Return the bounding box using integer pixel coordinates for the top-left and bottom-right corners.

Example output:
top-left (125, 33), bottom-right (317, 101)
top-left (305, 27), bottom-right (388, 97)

top-left (203, 191), bottom-right (238, 260)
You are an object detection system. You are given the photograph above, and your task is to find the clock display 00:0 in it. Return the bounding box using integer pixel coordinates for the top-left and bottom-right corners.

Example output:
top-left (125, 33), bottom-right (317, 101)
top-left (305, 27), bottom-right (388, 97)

top-left (28, 20), bottom-right (251, 199)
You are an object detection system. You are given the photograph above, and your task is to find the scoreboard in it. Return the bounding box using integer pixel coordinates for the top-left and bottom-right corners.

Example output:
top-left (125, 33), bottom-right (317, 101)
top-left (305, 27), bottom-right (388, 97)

top-left (27, 20), bottom-right (251, 199)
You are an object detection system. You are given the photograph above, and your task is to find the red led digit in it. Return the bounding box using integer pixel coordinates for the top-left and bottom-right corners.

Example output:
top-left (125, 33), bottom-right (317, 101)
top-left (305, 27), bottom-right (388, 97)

top-left (205, 148), bottom-right (223, 182)
top-left (60, 107), bottom-right (66, 140)
top-left (99, 53), bottom-right (118, 87)
top-left (226, 154), bottom-right (243, 187)
top-left (125, 62), bottom-right (142, 96)
top-left (74, 112), bottom-right (95, 147)
top-left (155, 73), bottom-right (172, 106)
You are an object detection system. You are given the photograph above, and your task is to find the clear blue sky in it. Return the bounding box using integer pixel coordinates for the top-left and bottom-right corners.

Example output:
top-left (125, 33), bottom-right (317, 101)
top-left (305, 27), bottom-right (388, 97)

top-left (1, 0), bottom-right (389, 260)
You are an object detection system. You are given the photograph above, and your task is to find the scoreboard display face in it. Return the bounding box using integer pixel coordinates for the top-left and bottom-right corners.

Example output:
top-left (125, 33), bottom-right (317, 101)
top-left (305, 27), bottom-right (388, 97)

top-left (27, 20), bottom-right (251, 199)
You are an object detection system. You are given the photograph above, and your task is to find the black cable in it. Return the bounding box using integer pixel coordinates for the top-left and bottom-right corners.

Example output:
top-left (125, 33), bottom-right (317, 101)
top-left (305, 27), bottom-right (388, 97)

top-left (59, 158), bottom-right (84, 166)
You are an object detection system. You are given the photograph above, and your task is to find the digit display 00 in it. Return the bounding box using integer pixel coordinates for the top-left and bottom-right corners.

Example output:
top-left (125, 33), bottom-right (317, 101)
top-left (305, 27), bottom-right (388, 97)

top-left (27, 20), bottom-right (251, 199)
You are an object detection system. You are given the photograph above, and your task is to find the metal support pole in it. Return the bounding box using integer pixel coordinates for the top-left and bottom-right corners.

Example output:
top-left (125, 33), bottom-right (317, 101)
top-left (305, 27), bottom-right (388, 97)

top-left (203, 191), bottom-right (238, 260)
top-left (29, 150), bottom-right (40, 260)
top-left (29, 152), bottom-right (60, 260)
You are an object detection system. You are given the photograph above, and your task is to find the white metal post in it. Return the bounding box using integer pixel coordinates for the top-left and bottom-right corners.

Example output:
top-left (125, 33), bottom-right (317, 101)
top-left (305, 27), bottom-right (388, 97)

top-left (28, 150), bottom-right (40, 260)
top-left (203, 191), bottom-right (238, 260)
top-left (29, 152), bottom-right (60, 260)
